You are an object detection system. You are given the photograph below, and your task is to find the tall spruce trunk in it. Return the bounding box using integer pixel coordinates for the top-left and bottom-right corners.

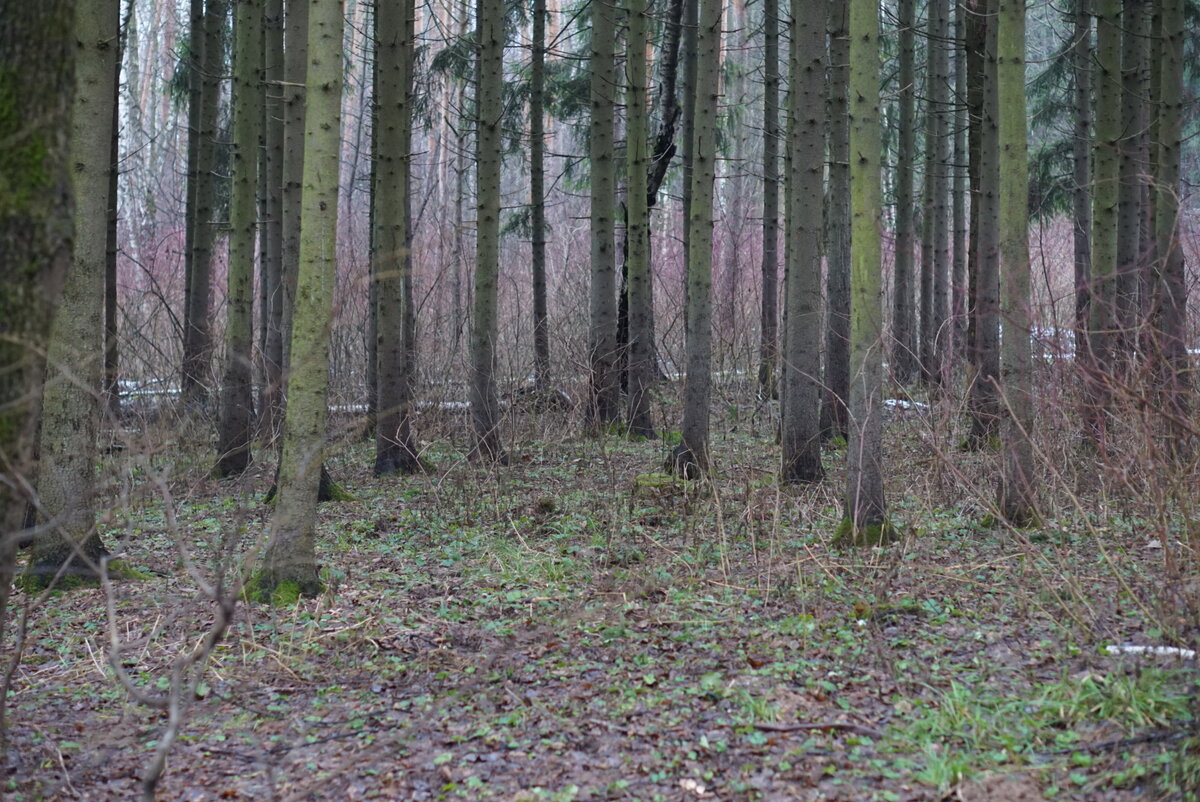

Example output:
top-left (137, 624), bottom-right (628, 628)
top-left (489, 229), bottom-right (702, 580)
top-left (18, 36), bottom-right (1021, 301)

top-left (1071, 0), bottom-right (1092, 333)
top-left (587, 0), bottom-right (619, 427)
top-left (27, 0), bottom-right (120, 586)
top-left (626, 0), bottom-right (655, 438)
top-left (280, 0), bottom-right (309, 376)
top-left (780, 0), bottom-right (826, 484)
top-left (530, 0), bottom-right (550, 388)
top-left (1150, 0), bottom-right (1187, 426)
top-left (374, 0), bottom-right (420, 475)
top-left (996, 0), bottom-right (1036, 524)
top-left (838, 0), bottom-right (893, 543)
top-left (892, 0), bottom-right (918, 384)
top-left (1086, 0), bottom-right (1121, 445)
top-left (966, 0), bottom-right (1001, 449)
top-left (215, 0), bottom-right (263, 478)
top-left (1115, 0), bottom-right (1147, 352)
top-left (952, 0), bottom-right (968, 366)
top-left (470, 0), bottom-right (508, 463)
top-left (182, 0), bottom-right (228, 408)
top-left (668, 0), bottom-right (722, 477)
top-left (922, 0), bottom-right (950, 385)
top-left (260, 0), bottom-right (345, 599)
top-left (757, 0), bottom-right (781, 399)
top-left (820, 0), bottom-right (851, 440)
top-left (260, 0), bottom-right (286, 437)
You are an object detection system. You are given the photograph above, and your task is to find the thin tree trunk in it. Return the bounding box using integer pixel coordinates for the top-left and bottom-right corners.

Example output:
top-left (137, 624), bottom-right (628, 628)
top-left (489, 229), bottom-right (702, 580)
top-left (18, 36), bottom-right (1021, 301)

top-left (470, 0), bottom-right (508, 463)
top-left (626, 0), bottom-right (655, 438)
top-left (531, 0), bottom-right (550, 388)
top-left (668, 0), bottom-right (721, 477)
top-left (1071, 0), bottom-right (1092, 333)
top-left (374, 0), bottom-right (421, 475)
top-left (952, 0), bottom-right (968, 367)
top-left (280, 0), bottom-right (309, 376)
top-left (923, 0), bottom-right (950, 385)
top-left (260, 0), bottom-right (286, 437)
top-left (757, 0), bottom-right (780, 399)
top-left (182, 0), bottom-right (228, 408)
top-left (260, 0), bottom-right (345, 599)
top-left (966, 0), bottom-right (1001, 449)
top-left (780, 0), bottom-right (825, 484)
top-left (105, 42), bottom-right (121, 422)
top-left (820, 0), bottom-right (851, 441)
top-left (893, 0), bottom-right (918, 384)
top-left (28, 0), bottom-right (120, 585)
top-left (588, 0), bottom-right (619, 428)
top-left (679, 0), bottom-right (699, 345)
top-left (1086, 0), bottom-right (1121, 445)
top-left (996, 0), bottom-right (1036, 524)
top-left (215, 0), bottom-right (262, 478)
top-left (1150, 0), bottom-right (1187, 427)
top-left (1115, 0), bottom-right (1147, 352)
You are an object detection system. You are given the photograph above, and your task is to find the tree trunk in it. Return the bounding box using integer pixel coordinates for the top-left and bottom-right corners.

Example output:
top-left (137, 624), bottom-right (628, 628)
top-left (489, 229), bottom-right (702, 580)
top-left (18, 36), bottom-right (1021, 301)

top-left (952, 0), bottom-right (968, 367)
top-left (966, 0), bottom-right (1001, 449)
top-left (1149, 0), bottom-right (1187, 424)
top-left (668, 0), bottom-right (721, 477)
top-left (996, 0), bottom-right (1036, 524)
top-left (105, 42), bottom-right (121, 422)
top-left (280, 0), bottom-right (309, 376)
top-left (27, 0), bottom-right (120, 586)
top-left (182, 0), bottom-right (204, 405)
top-left (470, 0), bottom-right (508, 463)
top-left (215, 0), bottom-right (263, 478)
top-left (626, 0), bottom-right (655, 438)
top-left (260, 0), bottom-right (286, 438)
top-left (0, 0), bottom-right (76, 672)
top-left (182, 0), bottom-right (228, 408)
top-left (587, 0), bottom-right (619, 428)
top-left (820, 0), bottom-right (851, 441)
top-left (838, 0), bottom-right (893, 543)
top-left (780, 0), bottom-right (825, 484)
top-left (531, 0), bottom-right (550, 388)
top-left (1115, 0), bottom-right (1147, 352)
top-left (1071, 0), bottom-right (1092, 333)
top-left (374, 0), bottom-right (421, 475)
top-left (922, 0), bottom-right (950, 385)
top-left (679, 0), bottom-right (699, 345)
top-left (892, 0), bottom-right (918, 384)
top-left (260, 0), bottom-right (344, 599)
top-left (1086, 0), bottom-right (1121, 445)
top-left (757, 0), bottom-right (780, 399)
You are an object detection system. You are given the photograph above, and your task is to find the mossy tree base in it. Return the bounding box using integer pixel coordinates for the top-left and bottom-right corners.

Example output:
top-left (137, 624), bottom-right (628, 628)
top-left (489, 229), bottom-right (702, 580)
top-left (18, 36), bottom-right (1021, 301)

top-left (244, 571), bottom-right (322, 605)
top-left (19, 556), bottom-right (147, 592)
top-left (832, 517), bottom-right (899, 547)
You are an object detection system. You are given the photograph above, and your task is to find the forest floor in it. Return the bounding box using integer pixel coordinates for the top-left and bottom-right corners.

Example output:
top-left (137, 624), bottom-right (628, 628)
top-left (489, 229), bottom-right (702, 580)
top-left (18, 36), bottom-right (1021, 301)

top-left (3, 387), bottom-right (1199, 801)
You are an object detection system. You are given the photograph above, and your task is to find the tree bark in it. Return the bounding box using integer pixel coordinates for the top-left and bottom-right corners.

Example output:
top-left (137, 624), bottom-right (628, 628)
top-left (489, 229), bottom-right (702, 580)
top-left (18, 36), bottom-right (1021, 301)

top-left (374, 0), bottom-right (421, 475)
top-left (820, 0), bottom-right (851, 441)
top-left (839, 0), bottom-right (892, 542)
top-left (997, 0), bottom-right (1036, 524)
top-left (757, 0), bottom-right (780, 399)
top-left (626, 0), bottom-right (655, 438)
top-left (587, 0), bottom-right (619, 428)
top-left (531, 0), bottom-right (551, 388)
top-left (1086, 0), bottom-right (1121, 445)
top-left (1071, 0), bottom-right (1092, 334)
top-left (0, 0), bottom-right (76, 649)
top-left (921, 0), bottom-right (950, 385)
top-left (966, 0), bottom-right (1001, 449)
top-left (260, 0), bottom-right (345, 599)
top-left (892, 0), bottom-right (918, 384)
top-left (215, 0), bottom-right (263, 478)
top-left (668, 0), bottom-right (721, 477)
top-left (182, 0), bottom-right (228, 408)
top-left (780, 0), bottom-right (825, 484)
top-left (470, 0), bottom-right (508, 463)
top-left (1115, 0), bottom-right (1147, 351)
top-left (27, 0), bottom-right (120, 586)
top-left (260, 0), bottom-right (286, 438)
